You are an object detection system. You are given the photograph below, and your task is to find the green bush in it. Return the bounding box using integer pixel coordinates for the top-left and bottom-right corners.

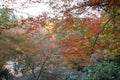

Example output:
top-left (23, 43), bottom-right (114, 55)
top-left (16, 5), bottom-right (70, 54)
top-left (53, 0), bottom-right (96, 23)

top-left (62, 71), bottom-right (81, 80)
top-left (83, 61), bottom-right (120, 80)
top-left (106, 55), bottom-right (120, 65)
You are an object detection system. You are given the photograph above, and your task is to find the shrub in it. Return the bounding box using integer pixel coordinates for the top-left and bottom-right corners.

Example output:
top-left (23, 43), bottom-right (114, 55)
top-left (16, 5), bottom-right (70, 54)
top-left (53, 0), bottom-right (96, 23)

top-left (106, 55), bottom-right (120, 65)
top-left (62, 71), bottom-right (82, 80)
top-left (83, 61), bottom-right (120, 80)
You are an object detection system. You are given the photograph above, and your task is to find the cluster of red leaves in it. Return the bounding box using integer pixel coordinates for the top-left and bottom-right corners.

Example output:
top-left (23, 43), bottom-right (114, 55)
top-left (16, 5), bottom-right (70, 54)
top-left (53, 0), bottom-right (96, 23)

top-left (57, 17), bottom-right (102, 67)
top-left (17, 17), bottom-right (46, 37)
top-left (84, 18), bottom-right (102, 37)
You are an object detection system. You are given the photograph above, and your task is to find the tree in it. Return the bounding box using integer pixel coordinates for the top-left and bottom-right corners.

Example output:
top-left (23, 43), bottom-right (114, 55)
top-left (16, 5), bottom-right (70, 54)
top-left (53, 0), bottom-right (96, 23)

top-left (0, 6), bottom-right (17, 71)
top-left (55, 16), bottom-right (102, 67)
top-left (0, 7), bottom-right (17, 34)
top-left (5, 17), bottom-right (63, 79)
top-left (0, 30), bottom-right (37, 67)
top-left (52, 0), bottom-right (120, 68)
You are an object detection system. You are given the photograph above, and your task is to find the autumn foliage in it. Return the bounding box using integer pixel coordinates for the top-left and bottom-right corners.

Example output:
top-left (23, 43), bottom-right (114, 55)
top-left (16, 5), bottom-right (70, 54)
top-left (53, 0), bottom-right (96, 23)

top-left (55, 17), bottom-right (102, 67)
top-left (52, 0), bottom-right (120, 68)
top-left (0, 0), bottom-right (120, 71)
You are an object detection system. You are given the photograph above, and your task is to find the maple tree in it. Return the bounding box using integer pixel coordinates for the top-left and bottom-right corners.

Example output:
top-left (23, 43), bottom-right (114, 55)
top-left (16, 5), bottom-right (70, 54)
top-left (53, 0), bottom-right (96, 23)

top-left (4, 16), bottom-right (62, 79)
top-left (51, 0), bottom-right (120, 68)
top-left (55, 17), bottom-right (102, 67)
top-left (0, 21), bottom-right (62, 79)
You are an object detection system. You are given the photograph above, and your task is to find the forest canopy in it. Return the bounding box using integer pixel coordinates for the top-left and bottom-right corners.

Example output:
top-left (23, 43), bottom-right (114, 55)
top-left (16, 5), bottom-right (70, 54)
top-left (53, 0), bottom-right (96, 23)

top-left (0, 0), bottom-right (120, 80)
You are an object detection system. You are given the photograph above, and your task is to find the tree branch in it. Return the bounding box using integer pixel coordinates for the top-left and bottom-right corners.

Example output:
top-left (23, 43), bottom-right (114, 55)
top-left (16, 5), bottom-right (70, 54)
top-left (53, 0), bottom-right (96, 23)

top-left (64, 0), bottom-right (109, 13)
top-left (36, 56), bottom-right (49, 80)
top-left (28, 63), bottom-right (36, 78)
top-left (90, 13), bottom-right (120, 54)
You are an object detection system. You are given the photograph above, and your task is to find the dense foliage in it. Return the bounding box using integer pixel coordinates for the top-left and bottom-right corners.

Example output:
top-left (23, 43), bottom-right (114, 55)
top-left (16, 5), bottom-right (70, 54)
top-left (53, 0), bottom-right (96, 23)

top-left (0, 0), bottom-right (120, 80)
top-left (83, 61), bottom-right (120, 80)
top-left (0, 7), bottom-right (16, 29)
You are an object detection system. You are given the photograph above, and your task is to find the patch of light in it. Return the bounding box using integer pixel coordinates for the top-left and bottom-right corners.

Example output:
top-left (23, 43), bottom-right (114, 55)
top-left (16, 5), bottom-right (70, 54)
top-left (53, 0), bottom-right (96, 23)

top-left (14, 3), bottom-right (50, 19)
top-left (0, 0), bottom-right (51, 19)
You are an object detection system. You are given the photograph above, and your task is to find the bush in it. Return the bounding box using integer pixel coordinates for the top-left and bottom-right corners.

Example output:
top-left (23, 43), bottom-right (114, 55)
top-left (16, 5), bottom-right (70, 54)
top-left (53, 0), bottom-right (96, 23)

top-left (106, 55), bottom-right (120, 65)
top-left (62, 71), bottom-right (82, 80)
top-left (83, 61), bottom-right (120, 80)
